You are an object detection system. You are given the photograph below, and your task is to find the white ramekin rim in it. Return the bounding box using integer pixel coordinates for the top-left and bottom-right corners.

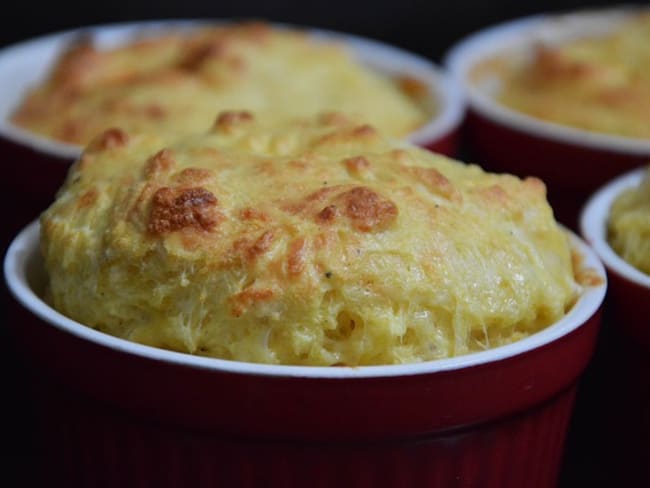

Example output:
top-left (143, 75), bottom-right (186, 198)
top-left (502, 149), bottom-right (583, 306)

top-left (4, 219), bottom-right (606, 379)
top-left (0, 19), bottom-right (464, 161)
top-left (580, 167), bottom-right (650, 289)
top-left (444, 6), bottom-right (650, 156)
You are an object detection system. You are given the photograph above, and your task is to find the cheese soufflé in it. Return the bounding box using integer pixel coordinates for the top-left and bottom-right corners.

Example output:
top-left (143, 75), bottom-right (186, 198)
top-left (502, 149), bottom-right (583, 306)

top-left (609, 167), bottom-right (650, 275)
top-left (11, 22), bottom-right (429, 145)
top-left (40, 112), bottom-right (581, 366)
top-left (477, 14), bottom-right (650, 139)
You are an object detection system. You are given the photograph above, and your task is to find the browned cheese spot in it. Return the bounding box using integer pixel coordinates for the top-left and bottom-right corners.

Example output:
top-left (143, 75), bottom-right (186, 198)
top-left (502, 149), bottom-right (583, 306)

top-left (572, 249), bottom-right (605, 287)
top-left (292, 185), bottom-right (397, 232)
top-left (313, 231), bottom-right (335, 251)
top-left (237, 21), bottom-right (272, 43)
top-left (306, 187), bottom-right (340, 203)
top-left (77, 188), bottom-right (98, 209)
top-left (179, 22), bottom-right (266, 73)
top-left (144, 148), bottom-right (176, 178)
top-left (86, 127), bottom-right (130, 154)
top-left (341, 186), bottom-right (398, 232)
top-left (532, 45), bottom-right (596, 82)
top-left (316, 124), bottom-right (377, 146)
top-left (239, 207), bottom-right (270, 222)
top-left (523, 176), bottom-right (547, 197)
top-left (230, 288), bottom-right (274, 317)
top-left (482, 184), bottom-right (509, 206)
top-left (145, 104), bottom-right (166, 119)
top-left (58, 119), bottom-right (85, 143)
top-left (282, 186), bottom-right (341, 215)
top-left (316, 205), bottom-right (338, 223)
top-left (407, 166), bottom-right (460, 202)
top-left (214, 111), bottom-right (254, 132)
top-left (50, 39), bottom-right (102, 90)
top-left (343, 156), bottom-right (371, 176)
top-left (246, 230), bottom-right (275, 261)
top-left (318, 112), bottom-right (351, 127)
top-left (148, 187), bottom-right (219, 235)
top-left (287, 238), bottom-right (307, 276)
top-left (289, 159), bottom-right (308, 171)
top-left (179, 40), bottom-right (228, 71)
top-left (397, 75), bottom-right (429, 100)
top-left (353, 124), bottom-right (377, 138)
top-left (176, 167), bottom-right (214, 185)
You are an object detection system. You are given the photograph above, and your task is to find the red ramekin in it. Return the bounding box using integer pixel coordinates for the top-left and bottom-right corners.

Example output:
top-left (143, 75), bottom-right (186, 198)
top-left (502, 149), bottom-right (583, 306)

top-left (4, 220), bottom-right (606, 487)
top-left (581, 167), bottom-right (650, 346)
top-left (580, 167), bottom-right (650, 485)
top-left (444, 7), bottom-right (650, 230)
top-left (0, 20), bottom-right (465, 250)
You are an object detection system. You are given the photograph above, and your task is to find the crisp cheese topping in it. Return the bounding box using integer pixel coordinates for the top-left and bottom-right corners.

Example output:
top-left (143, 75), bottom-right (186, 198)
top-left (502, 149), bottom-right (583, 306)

top-left (40, 113), bottom-right (580, 366)
top-left (12, 22), bottom-right (429, 145)
top-left (473, 14), bottom-right (650, 139)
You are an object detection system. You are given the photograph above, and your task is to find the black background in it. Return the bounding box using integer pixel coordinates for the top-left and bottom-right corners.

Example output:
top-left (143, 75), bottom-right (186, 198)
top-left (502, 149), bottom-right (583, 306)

top-left (1, 1), bottom-right (643, 487)
top-left (0, 1), bottom-right (632, 62)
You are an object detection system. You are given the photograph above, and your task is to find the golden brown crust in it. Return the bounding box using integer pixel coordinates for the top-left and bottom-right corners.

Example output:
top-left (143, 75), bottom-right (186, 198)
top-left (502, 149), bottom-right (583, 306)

top-left (337, 186), bottom-right (398, 232)
top-left (476, 14), bottom-right (650, 139)
top-left (343, 156), bottom-right (371, 176)
top-left (87, 127), bottom-right (130, 152)
top-left (77, 188), bottom-right (99, 209)
top-left (406, 166), bottom-right (460, 202)
top-left (287, 238), bottom-right (308, 276)
top-left (40, 114), bottom-right (581, 366)
top-left (214, 110), bottom-right (254, 132)
top-left (12, 23), bottom-right (428, 145)
top-left (230, 287), bottom-right (275, 318)
top-left (239, 207), bottom-right (270, 222)
top-left (148, 186), bottom-right (220, 235)
top-left (144, 148), bottom-right (176, 178)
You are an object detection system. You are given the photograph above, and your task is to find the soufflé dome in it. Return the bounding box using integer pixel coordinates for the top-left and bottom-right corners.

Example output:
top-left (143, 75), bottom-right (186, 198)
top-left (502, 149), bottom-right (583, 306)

top-left (12, 22), bottom-right (429, 145)
top-left (40, 112), bottom-right (580, 366)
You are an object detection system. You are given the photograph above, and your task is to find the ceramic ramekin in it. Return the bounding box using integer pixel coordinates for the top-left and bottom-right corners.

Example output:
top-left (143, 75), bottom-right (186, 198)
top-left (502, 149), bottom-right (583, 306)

top-left (4, 220), bottom-right (605, 487)
top-left (444, 7), bottom-right (650, 230)
top-left (580, 167), bottom-right (650, 346)
top-left (580, 166), bottom-right (650, 486)
top-left (0, 20), bottom-right (465, 251)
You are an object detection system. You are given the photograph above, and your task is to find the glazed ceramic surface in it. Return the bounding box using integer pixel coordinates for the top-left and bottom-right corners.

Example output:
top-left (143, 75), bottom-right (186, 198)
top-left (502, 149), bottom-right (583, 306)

top-left (445, 8), bottom-right (650, 229)
top-left (4, 220), bottom-right (605, 487)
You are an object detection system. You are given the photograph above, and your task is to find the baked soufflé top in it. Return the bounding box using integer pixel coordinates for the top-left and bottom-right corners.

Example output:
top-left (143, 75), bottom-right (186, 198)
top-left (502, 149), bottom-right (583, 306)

top-left (13, 22), bottom-right (429, 145)
top-left (41, 112), bottom-right (580, 365)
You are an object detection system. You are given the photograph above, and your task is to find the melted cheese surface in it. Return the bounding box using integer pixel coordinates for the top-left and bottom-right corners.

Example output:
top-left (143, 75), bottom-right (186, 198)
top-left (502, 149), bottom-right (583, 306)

top-left (12, 23), bottom-right (429, 145)
top-left (480, 14), bottom-right (650, 139)
top-left (609, 167), bottom-right (650, 274)
top-left (41, 113), bottom-right (579, 365)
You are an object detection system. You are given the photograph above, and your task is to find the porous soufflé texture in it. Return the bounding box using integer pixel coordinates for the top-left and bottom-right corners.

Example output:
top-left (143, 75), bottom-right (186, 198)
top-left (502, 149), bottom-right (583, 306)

top-left (608, 167), bottom-right (650, 274)
top-left (12, 22), bottom-right (428, 145)
top-left (475, 14), bottom-right (650, 139)
top-left (40, 113), bottom-right (579, 365)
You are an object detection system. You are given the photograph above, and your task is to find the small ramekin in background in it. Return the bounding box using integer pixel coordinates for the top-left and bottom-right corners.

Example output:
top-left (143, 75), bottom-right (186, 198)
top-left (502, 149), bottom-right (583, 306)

top-left (581, 167), bottom-right (650, 345)
top-left (444, 7), bottom-right (650, 230)
top-left (4, 220), bottom-right (605, 487)
top-left (580, 167), bottom-right (650, 485)
top-left (0, 20), bottom-right (465, 250)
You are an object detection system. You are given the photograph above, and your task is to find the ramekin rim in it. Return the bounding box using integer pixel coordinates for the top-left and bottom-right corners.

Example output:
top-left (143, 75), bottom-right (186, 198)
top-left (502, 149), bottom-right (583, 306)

top-left (0, 18), bottom-right (464, 160)
top-left (580, 167), bottom-right (650, 289)
top-left (443, 5), bottom-right (650, 156)
top-left (4, 219), bottom-right (606, 379)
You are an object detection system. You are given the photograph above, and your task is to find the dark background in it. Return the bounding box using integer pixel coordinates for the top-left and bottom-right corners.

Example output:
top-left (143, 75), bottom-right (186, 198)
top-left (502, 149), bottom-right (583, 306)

top-left (0, 1), bottom-right (633, 61)
top-left (1, 1), bottom-right (643, 487)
